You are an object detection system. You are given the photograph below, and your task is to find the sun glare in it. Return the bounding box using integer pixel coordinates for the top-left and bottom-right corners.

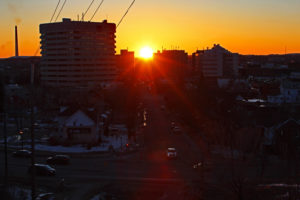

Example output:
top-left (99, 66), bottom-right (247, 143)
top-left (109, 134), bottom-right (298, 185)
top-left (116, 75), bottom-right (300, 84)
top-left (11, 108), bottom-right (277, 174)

top-left (139, 46), bottom-right (154, 59)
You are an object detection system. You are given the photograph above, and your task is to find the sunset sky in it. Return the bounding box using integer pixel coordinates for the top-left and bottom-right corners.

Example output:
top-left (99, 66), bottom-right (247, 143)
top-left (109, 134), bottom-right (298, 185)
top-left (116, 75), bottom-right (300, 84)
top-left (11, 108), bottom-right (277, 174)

top-left (0, 0), bottom-right (300, 58)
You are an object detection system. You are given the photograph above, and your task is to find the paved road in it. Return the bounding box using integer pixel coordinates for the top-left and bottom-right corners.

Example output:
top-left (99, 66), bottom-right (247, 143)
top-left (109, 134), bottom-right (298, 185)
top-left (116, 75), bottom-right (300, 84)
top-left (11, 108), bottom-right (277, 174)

top-left (0, 92), bottom-right (206, 199)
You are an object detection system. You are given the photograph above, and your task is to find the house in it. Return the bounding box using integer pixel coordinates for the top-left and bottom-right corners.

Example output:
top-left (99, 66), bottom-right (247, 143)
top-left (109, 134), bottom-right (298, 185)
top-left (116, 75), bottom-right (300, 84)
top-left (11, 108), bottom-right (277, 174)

top-left (263, 119), bottom-right (300, 157)
top-left (55, 107), bottom-right (100, 144)
top-left (267, 73), bottom-right (300, 104)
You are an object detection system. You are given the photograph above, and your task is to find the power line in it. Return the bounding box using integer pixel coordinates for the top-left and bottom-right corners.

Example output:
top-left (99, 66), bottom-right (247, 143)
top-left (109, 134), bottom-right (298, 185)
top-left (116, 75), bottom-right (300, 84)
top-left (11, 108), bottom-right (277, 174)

top-left (89, 0), bottom-right (105, 22)
top-left (117, 0), bottom-right (136, 28)
top-left (55, 0), bottom-right (67, 22)
top-left (50, 0), bottom-right (61, 22)
top-left (82, 0), bottom-right (96, 21)
top-left (33, 0), bottom-right (65, 56)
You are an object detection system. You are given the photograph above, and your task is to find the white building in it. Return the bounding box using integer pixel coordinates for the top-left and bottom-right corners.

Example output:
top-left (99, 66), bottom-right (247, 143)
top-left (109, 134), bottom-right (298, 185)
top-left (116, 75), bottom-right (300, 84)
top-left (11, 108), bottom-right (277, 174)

top-left (55, 108), bottom-right (100, 144)
top-left (39, 18), bottom-right (117, 88)
top-left (267, 74), bottom-right (300, 104)
top-left (192, 44), bottom-right (239, 78)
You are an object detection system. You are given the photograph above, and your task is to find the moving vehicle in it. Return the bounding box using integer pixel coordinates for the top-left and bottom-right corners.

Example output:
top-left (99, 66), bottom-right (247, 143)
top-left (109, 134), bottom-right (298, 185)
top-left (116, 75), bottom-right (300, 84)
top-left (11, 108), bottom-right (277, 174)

top-left (193, 162), bottom-right (202, 169)
top-left (46, 155), bottom-right (70, 165)
top-left (12, 149), bottom-right (32, 158)
top-left (28, 164), bottom-right (56, 176)
top-left (166, 148), bottom-right (177, 159)
top-left (35, 193), bottom-right (54, 200)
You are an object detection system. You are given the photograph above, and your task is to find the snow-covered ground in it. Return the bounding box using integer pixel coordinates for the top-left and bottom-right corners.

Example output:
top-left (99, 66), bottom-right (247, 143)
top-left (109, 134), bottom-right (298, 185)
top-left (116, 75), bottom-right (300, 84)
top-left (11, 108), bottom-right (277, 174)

top-left (5, 185), bottom-right (31, 200)
top-left (90, 193), bottom-right (104, 200)
top-left (4, 186), bottom-right (55, 200)
top-left (211, 146), bottom-right (242, 159)
top-left (90, 192), bottom-right (117, 200)
top-left (1, 134), bottom-right (129, 153)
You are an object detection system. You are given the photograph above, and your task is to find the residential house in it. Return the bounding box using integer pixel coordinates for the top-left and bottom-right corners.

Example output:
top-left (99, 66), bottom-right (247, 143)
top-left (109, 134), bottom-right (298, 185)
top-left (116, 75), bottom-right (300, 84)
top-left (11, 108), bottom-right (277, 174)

top-left (55, 107), bottom-right (100, 144)
top-left (263, 119), bottom-right (300, 157)
top-left (267, 75), bottom-right (300, 104)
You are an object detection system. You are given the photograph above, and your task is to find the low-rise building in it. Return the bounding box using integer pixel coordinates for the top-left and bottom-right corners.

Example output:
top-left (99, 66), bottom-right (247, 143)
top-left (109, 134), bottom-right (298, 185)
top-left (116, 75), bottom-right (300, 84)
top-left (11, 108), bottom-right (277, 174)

top-left (55, 107), bottom-right (100, 144)
top-left (263, 119), bottom-right (300, 157)
top-left (153, 50), bottom-right (188, 84)
top-left (116, 49), bottom-right (135, 81)
top-left (267, 74), bottom-right (300, 104)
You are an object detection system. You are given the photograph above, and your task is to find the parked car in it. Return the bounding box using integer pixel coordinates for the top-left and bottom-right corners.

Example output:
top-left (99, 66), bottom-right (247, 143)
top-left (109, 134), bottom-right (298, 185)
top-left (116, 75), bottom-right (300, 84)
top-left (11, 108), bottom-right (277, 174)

top-left (171, 121), bottom-right (176, 128)
top-left (166, 148), bottom-right (177, 159)
top-left (12, 149), bottom-right (32, 158)
top-left (35, 192), bottom-right (55, 200)
top-left (28, 164), bottom-right (56, 176)
top-left (172, 126), bottom-right (182, 134)
top-left (47, 155), bottom-right (70, 165)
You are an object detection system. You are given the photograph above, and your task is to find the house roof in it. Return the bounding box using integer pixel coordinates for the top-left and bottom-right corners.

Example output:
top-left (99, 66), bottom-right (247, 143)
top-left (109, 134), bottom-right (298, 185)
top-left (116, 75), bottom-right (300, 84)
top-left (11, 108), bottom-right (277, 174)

top-left (65, 110), bottom-right (95, 127)
top-left (254, 108), bottom-right (300, 128)
top-left (275, 118), bottom-right (300, 130)
top-left (263, 118), bottom-right (300, 145)
top-left (58, 106), bottom-right (98, 122)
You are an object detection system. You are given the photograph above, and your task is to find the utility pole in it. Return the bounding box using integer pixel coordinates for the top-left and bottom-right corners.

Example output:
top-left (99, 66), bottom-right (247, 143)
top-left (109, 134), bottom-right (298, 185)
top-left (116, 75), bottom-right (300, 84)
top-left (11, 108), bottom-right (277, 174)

top-left (1, 73), bottom-right (8, 192)
top-left (3, 112), bottom-right (8, 189)
top-left (30, 63), bottom-right (36, 199)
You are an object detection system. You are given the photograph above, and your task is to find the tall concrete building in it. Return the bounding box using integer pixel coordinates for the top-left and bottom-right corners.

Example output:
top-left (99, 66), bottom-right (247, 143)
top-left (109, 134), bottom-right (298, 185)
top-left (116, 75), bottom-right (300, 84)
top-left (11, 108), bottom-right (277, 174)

top-left (116, 49), bottom-right (135, 81)
top-left (153, 50), bottom-right (188, 84)
top-left (192, 44), bottom-right (239, 78)
top-left (39, 18), bottom-right (116, 88)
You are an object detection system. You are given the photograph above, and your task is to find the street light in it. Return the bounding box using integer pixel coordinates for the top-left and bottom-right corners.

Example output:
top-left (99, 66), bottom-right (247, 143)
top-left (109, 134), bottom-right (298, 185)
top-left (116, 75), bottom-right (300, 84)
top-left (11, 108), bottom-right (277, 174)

top-left (19, 130), bottom-right (24, 149)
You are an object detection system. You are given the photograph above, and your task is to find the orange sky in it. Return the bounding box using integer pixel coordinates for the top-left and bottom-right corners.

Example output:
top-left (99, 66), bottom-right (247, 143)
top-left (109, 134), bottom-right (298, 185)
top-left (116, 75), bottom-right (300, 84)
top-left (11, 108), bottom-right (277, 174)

top-left (1, 0), bottom-right (300, 58)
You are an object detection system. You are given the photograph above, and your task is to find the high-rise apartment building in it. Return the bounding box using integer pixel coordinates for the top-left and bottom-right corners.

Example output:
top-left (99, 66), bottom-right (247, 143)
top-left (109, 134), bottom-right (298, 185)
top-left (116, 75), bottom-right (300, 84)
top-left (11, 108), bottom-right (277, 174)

top-left (39, 18), bottom-right (116, 87)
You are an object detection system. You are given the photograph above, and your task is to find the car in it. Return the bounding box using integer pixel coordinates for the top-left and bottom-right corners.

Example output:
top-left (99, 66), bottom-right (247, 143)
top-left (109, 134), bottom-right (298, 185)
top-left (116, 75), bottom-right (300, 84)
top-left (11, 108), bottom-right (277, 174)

top-left (166, 148), bottom-right (177, 159)
top-left (193, 162), bottom-right (202, 170)
top-left (35, 192), bottom-right (55, 200)
top-left (171, 121), bottom-right (176, 128)
top-left (46, 155), bottom-right (70, 165)
top-left (12, 149), bottom-right (32, 158)
top-left (28, 164), bottom-right (56, 176)
top-left (172, 126), bottom-right (182, 134)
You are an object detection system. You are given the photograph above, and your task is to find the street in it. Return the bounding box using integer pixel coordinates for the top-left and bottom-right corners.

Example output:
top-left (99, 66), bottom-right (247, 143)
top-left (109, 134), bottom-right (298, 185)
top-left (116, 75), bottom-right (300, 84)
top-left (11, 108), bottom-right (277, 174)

top-left (0, 92), bottom-right (206, 199)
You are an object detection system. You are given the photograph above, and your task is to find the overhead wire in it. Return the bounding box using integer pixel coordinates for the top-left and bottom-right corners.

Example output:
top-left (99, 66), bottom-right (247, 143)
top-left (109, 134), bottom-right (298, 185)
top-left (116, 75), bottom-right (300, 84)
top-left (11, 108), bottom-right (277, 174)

top-left (89, 0), bottom-right (105, 22)
top-left (117, 0), bottom-right (136, 28)
top-left (34, 0), bottom-right (63, 56)
top-left (82, 0), bottom-right (96, 21)
top-left (50, 0), bottom-right (61, 23)
top-left (54, 0), bottom-right (67, 22)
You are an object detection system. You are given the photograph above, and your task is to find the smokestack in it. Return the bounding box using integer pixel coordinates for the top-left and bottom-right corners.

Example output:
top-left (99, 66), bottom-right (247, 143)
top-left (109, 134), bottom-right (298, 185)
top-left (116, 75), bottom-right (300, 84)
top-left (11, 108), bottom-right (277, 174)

top-left (15, 25), bottom-right (19, 57)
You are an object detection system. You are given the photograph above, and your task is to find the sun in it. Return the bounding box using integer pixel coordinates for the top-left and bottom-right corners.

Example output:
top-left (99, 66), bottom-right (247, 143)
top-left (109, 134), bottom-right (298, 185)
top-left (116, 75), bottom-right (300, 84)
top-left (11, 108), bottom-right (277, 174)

top-left (139, 46), bottom-right (154, 59)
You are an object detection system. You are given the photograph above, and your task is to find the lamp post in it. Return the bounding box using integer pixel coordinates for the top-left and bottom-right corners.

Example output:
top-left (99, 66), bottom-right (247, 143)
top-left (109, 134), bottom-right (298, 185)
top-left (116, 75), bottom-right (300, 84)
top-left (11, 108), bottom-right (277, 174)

top-left (30, 62), bottom-right (36, 199)
top-left (19, 130), bottom-right (24, 149)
